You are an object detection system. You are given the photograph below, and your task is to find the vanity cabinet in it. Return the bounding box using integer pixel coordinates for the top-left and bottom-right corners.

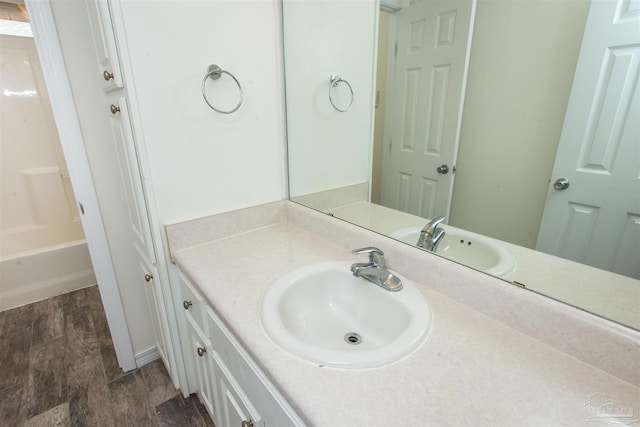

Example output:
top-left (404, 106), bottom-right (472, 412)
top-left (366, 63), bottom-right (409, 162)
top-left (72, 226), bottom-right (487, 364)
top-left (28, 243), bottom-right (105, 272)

top-left (177, 270), bottom-right (304, 427)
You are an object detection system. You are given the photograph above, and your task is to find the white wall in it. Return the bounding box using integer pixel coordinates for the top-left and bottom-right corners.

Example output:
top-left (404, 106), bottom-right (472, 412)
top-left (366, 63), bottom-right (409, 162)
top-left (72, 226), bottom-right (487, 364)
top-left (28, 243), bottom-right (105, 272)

top-left (450, 0), bottom-right (590, 248)
top-left (114, 0), bottom-right (287, 225)
top-left (284, 0), bottom-right (378, 197)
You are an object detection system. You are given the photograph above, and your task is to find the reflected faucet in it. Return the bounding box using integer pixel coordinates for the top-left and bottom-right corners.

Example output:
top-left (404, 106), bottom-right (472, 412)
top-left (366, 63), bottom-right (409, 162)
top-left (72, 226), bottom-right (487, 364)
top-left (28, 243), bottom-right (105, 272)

top-left (350, 247), bottom-right (403, 292)
top-left (417, 216), bottom-right (446, 252)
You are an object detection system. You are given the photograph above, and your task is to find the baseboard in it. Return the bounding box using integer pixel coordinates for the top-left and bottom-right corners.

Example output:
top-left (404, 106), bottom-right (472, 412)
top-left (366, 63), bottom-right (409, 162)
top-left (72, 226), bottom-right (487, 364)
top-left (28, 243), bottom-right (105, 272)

top-left (135, 346), bottom-right (160, 368)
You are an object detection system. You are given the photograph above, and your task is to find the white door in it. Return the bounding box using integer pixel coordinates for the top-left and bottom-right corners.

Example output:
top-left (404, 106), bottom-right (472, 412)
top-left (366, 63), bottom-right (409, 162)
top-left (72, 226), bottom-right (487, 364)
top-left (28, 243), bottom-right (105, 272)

top-left (536, 0), bottom-right (640, 279)
top-left (381, 0), bottom-right (474, 220)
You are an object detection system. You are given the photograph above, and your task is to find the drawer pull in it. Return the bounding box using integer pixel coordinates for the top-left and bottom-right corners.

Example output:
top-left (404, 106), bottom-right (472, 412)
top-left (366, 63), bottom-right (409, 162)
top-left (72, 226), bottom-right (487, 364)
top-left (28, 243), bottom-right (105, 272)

top-left (241, 420), bottom-right (254, 427)
top-left (197, 347), bottom-right (206, 357)
top-left (183, 300), bottom-right (193, 309)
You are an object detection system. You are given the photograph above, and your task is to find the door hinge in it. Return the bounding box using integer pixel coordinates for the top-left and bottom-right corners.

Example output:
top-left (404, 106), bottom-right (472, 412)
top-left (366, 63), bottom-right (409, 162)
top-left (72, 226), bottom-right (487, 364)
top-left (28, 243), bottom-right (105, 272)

top-left (78, 202), bottom-right (85, 215)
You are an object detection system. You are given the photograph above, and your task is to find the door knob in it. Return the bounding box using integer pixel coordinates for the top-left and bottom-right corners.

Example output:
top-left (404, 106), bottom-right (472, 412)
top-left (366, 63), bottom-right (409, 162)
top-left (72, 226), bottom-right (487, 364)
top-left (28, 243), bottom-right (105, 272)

top-left (183, 300), bottom-right (192, 309)
top-left (437, 164), bottom-right (449, 174)
top-left (103, 70), bottom-right (114, 81)
top-left (110, 104), bottom-right (120, 115)
top-left (144, 273), bottom-right (153, 282)
top-left (553, 178), bottom-right (570, 190)
top-left (197, 347), bottom-right (206, 357)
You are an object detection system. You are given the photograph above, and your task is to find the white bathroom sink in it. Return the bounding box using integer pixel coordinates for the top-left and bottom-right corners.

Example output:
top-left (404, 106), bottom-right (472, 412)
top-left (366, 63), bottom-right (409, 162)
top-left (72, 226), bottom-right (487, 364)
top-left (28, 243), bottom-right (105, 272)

top-left (390, 227), bottom-right (516, 277)
top-left (260, 262), bottom-right (431, 369)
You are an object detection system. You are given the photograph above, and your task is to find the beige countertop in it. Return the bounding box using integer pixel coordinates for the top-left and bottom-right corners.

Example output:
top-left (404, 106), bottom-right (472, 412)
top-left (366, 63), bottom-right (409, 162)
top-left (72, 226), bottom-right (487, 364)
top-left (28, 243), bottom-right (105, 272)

top-left (169, 201), bottom-right (639, 426)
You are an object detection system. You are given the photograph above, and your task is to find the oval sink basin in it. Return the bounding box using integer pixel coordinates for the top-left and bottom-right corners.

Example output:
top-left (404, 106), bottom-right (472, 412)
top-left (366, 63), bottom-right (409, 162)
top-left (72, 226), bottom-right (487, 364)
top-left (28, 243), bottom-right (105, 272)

top-left (260, 262), bottom-right (431, 369)
top-left (390, 227), bottom-right (516, 277)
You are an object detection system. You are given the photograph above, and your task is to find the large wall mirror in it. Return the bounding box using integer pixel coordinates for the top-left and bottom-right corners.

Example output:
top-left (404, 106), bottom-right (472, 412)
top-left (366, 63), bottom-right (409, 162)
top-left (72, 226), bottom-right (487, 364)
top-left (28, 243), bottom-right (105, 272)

top-left (283, 0), bottom-right (639, 330)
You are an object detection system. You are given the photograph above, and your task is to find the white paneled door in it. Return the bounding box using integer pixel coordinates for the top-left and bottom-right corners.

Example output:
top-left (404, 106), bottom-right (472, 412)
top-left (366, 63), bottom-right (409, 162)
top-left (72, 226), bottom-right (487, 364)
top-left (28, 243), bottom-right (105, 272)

top-left (536, 0), bottom-right (640, 279)
top-left (381, 0), bottom-right (475, 220)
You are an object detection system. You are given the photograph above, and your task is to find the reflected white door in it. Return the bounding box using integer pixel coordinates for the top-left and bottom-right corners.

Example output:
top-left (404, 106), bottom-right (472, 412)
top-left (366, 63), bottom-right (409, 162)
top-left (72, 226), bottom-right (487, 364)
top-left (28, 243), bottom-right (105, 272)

top-left (536, 0), bottom-right (640, 279)
top-left (381, 0), bottom-right (474, 220)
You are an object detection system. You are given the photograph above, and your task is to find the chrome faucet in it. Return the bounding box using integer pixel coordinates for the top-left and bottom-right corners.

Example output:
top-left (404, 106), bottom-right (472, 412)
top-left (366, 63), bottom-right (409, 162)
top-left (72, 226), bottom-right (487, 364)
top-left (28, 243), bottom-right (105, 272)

top-left (417, 216), bottom-right (446, 252)
top-left (350, 247), bottom-right (402, 292)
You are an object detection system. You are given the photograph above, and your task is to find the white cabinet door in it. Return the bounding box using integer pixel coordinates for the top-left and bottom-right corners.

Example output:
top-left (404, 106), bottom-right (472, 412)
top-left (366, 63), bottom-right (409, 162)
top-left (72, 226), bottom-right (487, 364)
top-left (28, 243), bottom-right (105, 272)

top-left (185, 318), bottom-right (218, 421)
top-left (211, 352), bottom-right (264, 427)
top-left (84, 0), bottom-right (124, 91)
top-left (106, 94), bottom-right (157, 263)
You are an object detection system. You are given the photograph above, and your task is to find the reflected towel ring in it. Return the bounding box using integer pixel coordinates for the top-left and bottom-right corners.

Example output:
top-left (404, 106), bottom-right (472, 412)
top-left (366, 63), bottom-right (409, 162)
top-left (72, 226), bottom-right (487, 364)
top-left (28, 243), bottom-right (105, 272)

top-left (201, 64), bottom-right (243, 114)
top-left (329, 74), bottom-right (354, 112)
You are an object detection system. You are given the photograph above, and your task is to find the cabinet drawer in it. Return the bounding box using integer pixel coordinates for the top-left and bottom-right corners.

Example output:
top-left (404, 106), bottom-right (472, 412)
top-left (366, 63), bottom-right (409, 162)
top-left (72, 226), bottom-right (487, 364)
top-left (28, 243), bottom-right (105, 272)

top-left (179, 270), bottom-right (206, 333)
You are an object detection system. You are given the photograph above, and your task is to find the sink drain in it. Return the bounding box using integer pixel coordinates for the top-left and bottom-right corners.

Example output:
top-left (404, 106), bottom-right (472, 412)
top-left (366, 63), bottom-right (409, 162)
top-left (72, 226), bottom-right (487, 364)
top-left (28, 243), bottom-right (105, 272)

top-left (344, 332), bottom-right (362, 345)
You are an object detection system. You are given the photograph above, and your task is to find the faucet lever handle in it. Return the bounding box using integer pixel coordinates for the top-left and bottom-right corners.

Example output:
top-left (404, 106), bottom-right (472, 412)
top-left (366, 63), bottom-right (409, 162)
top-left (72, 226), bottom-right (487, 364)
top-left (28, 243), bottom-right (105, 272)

top-left (351, 247), bottom-right (385, 266)
top-left (423, 215), bottom-right (446, 234)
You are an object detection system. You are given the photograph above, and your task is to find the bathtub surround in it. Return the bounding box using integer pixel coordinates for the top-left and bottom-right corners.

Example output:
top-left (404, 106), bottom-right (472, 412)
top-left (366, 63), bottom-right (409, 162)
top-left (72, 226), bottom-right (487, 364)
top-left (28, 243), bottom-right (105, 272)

top-left (167, 200), bottom-right (639, 425)
top-left (0, 31), bottom-right (91, 309)
top-left (0, 241), bottom-right (96, 311)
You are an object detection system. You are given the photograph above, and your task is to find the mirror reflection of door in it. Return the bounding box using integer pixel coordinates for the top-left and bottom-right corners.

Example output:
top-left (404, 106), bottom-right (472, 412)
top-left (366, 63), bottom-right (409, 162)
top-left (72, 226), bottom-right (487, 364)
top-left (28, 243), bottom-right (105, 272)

top-left (536, 0), bottom-right (640, 279)
top-left (374, 0), bottom-right (475, 221)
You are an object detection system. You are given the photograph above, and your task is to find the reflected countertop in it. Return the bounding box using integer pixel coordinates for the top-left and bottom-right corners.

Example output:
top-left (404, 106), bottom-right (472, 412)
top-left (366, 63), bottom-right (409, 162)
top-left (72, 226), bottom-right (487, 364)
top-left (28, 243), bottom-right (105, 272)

top-left (326, 201), bottom-right (640, 331)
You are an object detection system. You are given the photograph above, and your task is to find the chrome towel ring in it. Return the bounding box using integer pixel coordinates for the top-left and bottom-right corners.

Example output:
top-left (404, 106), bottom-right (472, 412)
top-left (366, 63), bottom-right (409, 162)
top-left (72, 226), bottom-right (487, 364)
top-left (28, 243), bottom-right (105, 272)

top-left (201, 64), bottom-right (243, 114)
top-left (328, 74), bottom-right (354, 112)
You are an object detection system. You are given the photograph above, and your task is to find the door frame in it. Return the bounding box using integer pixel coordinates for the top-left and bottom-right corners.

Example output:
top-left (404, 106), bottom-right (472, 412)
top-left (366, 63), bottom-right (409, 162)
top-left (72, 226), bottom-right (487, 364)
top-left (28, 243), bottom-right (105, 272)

top-left (26, 0), bottom-right (136, 371)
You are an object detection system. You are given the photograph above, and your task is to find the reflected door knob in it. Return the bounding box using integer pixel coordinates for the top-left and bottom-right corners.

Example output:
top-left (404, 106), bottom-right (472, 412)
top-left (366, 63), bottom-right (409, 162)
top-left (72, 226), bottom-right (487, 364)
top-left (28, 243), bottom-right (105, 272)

top-left (437, 164), bottom-right (449, 174)
top-left (553, 178), bottom-right (570, 190)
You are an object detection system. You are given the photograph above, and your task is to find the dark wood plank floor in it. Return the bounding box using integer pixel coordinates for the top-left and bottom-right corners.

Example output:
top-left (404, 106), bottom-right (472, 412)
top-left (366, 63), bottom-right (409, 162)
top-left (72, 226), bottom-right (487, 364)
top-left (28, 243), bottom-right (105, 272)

top-left (0, 285), bottom-right (215, 427)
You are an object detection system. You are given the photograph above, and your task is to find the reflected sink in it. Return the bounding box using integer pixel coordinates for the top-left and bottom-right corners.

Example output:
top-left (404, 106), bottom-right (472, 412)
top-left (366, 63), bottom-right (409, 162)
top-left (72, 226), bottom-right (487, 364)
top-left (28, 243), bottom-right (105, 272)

top-left (390, 227), bottom-right (516, 277)
top-left (260, 262), bottom-right (431, 369)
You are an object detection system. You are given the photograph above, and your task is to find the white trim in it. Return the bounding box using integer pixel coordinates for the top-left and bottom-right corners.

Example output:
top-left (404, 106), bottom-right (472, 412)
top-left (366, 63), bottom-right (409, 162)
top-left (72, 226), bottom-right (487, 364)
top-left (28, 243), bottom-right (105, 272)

top-left (134, 345), bottom-right (160, 368)
top-left (380, 0), bottom-right (408, 13)
top-left (25, 0), bottom-right (136, 372)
